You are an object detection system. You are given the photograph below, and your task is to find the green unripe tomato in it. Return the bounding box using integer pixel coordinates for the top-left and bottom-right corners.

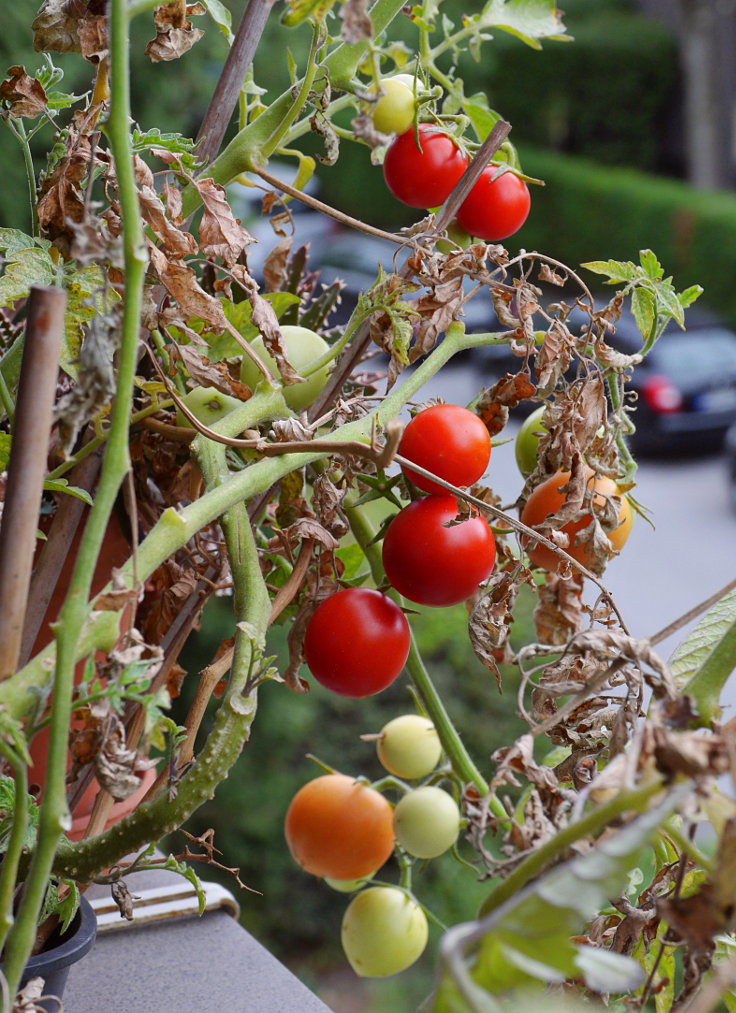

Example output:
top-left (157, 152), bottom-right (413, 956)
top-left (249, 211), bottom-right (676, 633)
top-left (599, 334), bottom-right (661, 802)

top-left (341, 887), bottom-right (428, 977)
top-left (175, 386), bottom-right (244, 428)
top-left (393, 786), bottom-right (460, 859)
top-left (514, 405), bottom-right (548, 477)
top-left (324, 873), bottom-right (374, 893)
top-left (239, 324), bottom-right (331, 412)
top-left (376, 715), bottom-right (442, 780)
top-left (436, 220), bottom-right (472, 255)
top-left (371, 77), bottom-right (415, 135)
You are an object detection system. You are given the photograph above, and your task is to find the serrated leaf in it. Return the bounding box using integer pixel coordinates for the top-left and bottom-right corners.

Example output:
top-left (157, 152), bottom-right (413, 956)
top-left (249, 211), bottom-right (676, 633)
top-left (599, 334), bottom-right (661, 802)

top-left (631, 287), bottom-right (656, 342)
top-left (0, 246), bottom-right (57, 307)
top-left (669, 585), bottom-right (736, 723)
top-left (200, 0), bottom-right (234, 43)
top-left (0, 228), bottom-right (52, 257)
top-left (679, 284), bottom-right (704, 310)
top-left (653, 282), bottom-right (685, 329)
top-left (0, 774), bottom-right (39, 854)
top-left (639, 249), bottom-right (663, 281)
top-left (43, 477), bottom-right (93, 505)
top-left (56, 880), bottom-right (81, 934)
top-left (581, 259), bottom-right (635, 283)
top-left (62, 263), bottom-right (115, 378)
top-left (479, 0), bottom-right (570, 48)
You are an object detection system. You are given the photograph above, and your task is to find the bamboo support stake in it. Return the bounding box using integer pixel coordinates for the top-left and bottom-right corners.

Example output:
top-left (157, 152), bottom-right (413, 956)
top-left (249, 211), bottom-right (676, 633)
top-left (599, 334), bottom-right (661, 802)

top-left (0, 286), bottom-right (66, 682)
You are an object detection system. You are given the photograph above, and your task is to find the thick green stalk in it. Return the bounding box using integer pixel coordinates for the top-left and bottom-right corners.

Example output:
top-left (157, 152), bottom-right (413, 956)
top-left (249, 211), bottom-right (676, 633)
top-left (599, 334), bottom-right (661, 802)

top-left (261, 22), bottom-right (322, 159)
top-left (1, 0), bottom-right (147, 995)
top-left (179, 0), bottom-right (408, 215)
top-left (477, 779), bottom-right (666, 918)
top-left (1, 329), bottom-right (499, 730)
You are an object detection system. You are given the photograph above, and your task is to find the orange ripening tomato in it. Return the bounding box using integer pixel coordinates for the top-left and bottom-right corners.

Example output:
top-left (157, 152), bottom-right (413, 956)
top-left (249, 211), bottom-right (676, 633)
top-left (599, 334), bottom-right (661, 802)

top-left (519, 470), bottom-right (633, 572)
top-left (284, 774), bottom-right (395, 880)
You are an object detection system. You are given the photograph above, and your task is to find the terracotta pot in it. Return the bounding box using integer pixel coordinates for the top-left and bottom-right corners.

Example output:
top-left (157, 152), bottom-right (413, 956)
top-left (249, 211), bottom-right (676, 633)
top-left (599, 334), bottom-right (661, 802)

top-left (19, 895), bottom-right (97, 1012)
top-left (29, 509), bottom-right (155, 839)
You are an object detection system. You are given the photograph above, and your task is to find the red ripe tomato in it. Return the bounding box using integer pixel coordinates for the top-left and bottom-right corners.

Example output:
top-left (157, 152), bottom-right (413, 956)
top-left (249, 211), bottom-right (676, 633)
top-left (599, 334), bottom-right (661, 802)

top-left (399, 404), bottom-right (491, 495)
top-left (456, 163), bottom-right (531, 241)
top-left (383, 127), bottom-right (469, 209)
top-left (303, 588), bottom-right (410, 697)
top-left (382, 495), bottom-right (496, 607)
top-left (285, 773), bottom-right (395, 880)
top-left (519, 470), bottom-right (633, 572)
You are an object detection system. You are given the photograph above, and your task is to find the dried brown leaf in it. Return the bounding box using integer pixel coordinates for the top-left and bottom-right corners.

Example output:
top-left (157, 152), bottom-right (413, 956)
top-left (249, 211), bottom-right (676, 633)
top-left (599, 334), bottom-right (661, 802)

top-left (262, 237), bottom-right (293, 293)
top-left (535, 319), bottom-right (573, 395)
top-left (32, 0), bottom-right (94, 54)
top-left (77, 14), bottom-right (108, 62)
top-left (0, 66), bottom-right (48, 119)
top-left (533, 572), bottom-right (585, 645)
top-left (148, 245), bottom-right (228, 329)
top-left (195, 178), bottom-right (255, 266)
top-left (340, 0), bottom-right (372, 42)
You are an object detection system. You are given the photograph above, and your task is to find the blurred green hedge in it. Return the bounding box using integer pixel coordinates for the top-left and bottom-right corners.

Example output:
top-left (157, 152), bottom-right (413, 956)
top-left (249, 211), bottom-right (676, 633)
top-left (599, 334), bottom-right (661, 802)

top-left (516, 145), bottom-right (736, 328)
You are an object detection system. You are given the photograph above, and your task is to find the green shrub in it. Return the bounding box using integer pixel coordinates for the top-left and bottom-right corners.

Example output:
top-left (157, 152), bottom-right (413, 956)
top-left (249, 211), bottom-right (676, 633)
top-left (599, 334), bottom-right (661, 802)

top-left (516, 146), bottom-right (736, 328)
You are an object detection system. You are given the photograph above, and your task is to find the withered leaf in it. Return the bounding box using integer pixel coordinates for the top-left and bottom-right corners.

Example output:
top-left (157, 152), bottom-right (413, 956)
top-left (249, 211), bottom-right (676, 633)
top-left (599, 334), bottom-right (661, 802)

top-left (0, 66), bottom-right (48, 119)
top-left (262, 237), bottom-right (293, 293)
top-left (96, 713), bottom-right (156, 801)
top-left (148, 245), bottom-right (227, 329)
top-left (468, 572), bottom-right (519, 687)
top-left (535, 319), bottom-right (573, 395)
top-left (77, 14), bottom-right (108, 62)
top-left (32, 0), bottom-right (91, 54)
top-left (195, 178), bottom-right (255, 266)
top-left (311, 473), bottom-right (349, 539)
top-left (111, 879), bottom-right (135, 921)
top-left (534, 572), bottom-right (584, 646)
top-left (138, 179), bottom-right (197, 259)
top-left (340, 0), bottom-right (372, 42)
top-left (146, 4), bottom-right (205, 62)
top-left (411, 276), bottom-right (465, 361)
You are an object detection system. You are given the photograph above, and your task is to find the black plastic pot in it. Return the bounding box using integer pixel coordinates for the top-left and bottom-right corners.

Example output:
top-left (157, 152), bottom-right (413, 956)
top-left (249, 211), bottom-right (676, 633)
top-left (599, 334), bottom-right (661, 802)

top-left (18, 895), bottom-right (97, 1011)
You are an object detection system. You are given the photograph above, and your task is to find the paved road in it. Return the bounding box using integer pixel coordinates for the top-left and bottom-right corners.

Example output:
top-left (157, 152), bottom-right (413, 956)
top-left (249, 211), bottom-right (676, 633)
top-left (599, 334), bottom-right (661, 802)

top-left (400, 361), bottom-right (736, 709)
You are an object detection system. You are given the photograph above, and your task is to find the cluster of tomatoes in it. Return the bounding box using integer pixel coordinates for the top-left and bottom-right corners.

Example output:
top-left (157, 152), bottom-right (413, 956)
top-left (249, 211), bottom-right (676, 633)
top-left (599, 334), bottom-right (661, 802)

top-left (284, 714), bottom-right (460, 977)
top-left (303, 404), bottom-right (495, 699)
top-left (370, 76), bottom-right (531, 243)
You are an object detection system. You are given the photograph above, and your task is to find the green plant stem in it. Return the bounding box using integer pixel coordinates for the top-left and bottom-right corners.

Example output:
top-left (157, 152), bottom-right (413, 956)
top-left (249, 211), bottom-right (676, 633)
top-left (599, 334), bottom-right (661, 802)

top-left (262, 22), bottom-right (322, 159)
top-left (179, 0), bottom-right (408, 216)
top-left (343, 497), bottom-right (497, 806)
top-left (477, 779), bottom-right (666, 918)
top-left (6, 119), bottom-right (39, 238)
top-left (0, 369), bottom-right (14, 430)
top-left (0, 746), bottom-right (29, 956)
top-left (0, 0), bottom-right (147, 996)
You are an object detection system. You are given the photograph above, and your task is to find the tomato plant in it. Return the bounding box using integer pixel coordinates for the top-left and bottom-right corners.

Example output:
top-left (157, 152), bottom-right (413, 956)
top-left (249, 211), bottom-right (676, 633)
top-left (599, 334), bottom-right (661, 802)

top-left (514, 405), bottom-right (548, 476)
top-left (520, 470), bottom-right (633, 571)
top-left (284, 774), bottom-right (395, 880)
top-left (376, 715), bottom-right (442, 780)
top-left (371, 76), bottom-right (415, 135)
top-left (382, 495), bottom-right (496, 606)
top-left (239, 324), bottom-right (331, 411)
top-left (399, 404), bottom-right (491, 494)
top-left (303, 588), bottom-right (410, 697)
top-left (456, 163), bottom-right (531, 241)
top-left (341, 886), bottom-right (428, 977)
top-left (382, 126), bottom-right (469, 209)
top-left (393, 786), bottom-right (461, 859)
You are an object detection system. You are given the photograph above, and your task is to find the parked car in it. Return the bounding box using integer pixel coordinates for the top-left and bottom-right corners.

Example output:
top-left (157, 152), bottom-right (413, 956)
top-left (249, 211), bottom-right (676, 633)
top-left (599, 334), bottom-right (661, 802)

top-left (724, 421), bottom-right (736, 510)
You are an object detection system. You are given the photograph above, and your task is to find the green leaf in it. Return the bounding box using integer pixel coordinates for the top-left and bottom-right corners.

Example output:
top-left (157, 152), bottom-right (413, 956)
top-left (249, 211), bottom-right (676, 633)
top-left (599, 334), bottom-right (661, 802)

top-left (0, 432), bottom-right (11, 471)
top-left (639, 249), bottom-right (663, 281)
top-left (580, 259), bottom-right (635, 283)
top-left (205, 292), bottom-right (300, 361)
top-left (631, 287), bottom-right (656, 342)
top-left (0, 774), bottom-right (39, 854)
top-left (43, 477), bottom-right (93, 505)
top-left (432, 786), bottom-right (689, 1006)
top-left (464, 93), bottom-right (501, 144)
top-left (669, 585), bottom-right (736, 723)
top-left (200, 0), bottom-right (234, 43)
top-left (479, 0), bottom-right (571, 49)
top-left (55, 880), bottom-right (81, 934)
top-left (281, 0), bottom-right (336, 28)
top-left (62, 263), bottom-right (116, 378)
top-left (679, 284), bottom-right (704, 310)
top-left (0, 228), bottom-right (52, 258)
top-left (0, 246), bottom-right (57, 307)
